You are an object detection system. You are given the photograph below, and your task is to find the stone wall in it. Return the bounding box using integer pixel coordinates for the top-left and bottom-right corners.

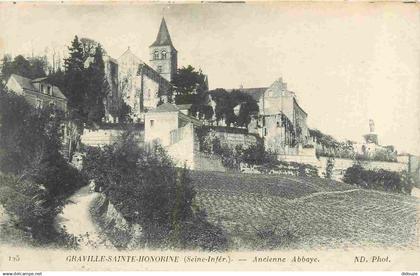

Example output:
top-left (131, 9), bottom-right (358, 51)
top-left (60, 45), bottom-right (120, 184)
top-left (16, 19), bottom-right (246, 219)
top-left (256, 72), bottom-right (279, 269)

top-left (93, 193), bottom-right (142, 249)
top-left (166, 124), bottom-right (195, 169)
top-left (194, 152), bottom-right (226, 172)
top-left (81, 128), bottom-right (144, 147)
top-left (213, 131), bottom-right (260, 150)
top-left (276, 153), bottom-right (410, 181)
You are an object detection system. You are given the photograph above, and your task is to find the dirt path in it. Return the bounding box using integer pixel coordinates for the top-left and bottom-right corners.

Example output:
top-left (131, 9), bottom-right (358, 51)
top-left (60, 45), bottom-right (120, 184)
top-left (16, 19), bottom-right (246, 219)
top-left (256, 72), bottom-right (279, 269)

top-left (55, 185), bottom-right (112, 249)
top-left (290, 188), bottom-right (361, 202)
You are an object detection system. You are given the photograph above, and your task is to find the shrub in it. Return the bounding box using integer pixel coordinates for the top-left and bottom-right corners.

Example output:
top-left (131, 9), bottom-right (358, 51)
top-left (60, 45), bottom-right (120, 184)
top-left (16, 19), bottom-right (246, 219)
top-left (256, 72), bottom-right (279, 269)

top-left (343, 164), bottom-right (413, 195)
top-left (0, 174), bottom-right (77, 246)
top-left (83, 131), bottom-right (228, 250)
top-left (0, 88), bottom-right (87, 245)
top-left (324, 157), bottom-right (335, 179)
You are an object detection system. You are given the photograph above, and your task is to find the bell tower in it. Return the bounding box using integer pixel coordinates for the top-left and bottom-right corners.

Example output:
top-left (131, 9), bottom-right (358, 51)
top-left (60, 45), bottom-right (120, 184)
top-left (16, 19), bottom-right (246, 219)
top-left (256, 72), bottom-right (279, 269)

top-left (149, 17), bottom-right (177, 82)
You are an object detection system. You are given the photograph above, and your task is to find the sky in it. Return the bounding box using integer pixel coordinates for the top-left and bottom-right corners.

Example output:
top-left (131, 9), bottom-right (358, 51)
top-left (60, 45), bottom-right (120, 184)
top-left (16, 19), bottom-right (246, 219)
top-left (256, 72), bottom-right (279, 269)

top-left (0, 2), bottom-right (419, 154)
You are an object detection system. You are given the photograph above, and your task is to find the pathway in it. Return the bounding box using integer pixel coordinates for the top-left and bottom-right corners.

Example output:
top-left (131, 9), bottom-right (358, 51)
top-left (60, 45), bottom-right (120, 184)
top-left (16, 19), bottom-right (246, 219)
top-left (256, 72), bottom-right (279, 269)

top-left (55, 185), bottom-right (112, 249)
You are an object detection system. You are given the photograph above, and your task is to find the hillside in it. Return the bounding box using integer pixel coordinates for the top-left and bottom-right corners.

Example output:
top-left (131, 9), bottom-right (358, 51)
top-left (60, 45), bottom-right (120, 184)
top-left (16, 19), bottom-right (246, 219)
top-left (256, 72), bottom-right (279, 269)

top-left (189, 171), bottom-right (419, 250)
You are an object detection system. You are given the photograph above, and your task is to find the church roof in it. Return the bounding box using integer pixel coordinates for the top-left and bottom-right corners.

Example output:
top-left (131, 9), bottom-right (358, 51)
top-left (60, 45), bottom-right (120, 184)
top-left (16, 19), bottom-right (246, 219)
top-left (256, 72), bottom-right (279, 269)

top-left (117, 47), bottom-right (142, 63)
top-left (150, 17), bottom-right (175, 48)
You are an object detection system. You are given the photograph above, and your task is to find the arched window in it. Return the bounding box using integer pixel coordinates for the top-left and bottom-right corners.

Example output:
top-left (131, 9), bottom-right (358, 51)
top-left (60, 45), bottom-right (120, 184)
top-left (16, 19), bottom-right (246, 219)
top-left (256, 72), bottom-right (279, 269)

top-left (161, 50), bottom-right (167, 59)
top-left (154, 50), bottom-right (159, 60)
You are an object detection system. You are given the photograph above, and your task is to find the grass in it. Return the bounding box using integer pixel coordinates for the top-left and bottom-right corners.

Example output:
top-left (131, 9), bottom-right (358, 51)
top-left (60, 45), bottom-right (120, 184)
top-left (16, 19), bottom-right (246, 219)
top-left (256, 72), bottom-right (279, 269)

top-left (189, 171), bottom-right (419, 250)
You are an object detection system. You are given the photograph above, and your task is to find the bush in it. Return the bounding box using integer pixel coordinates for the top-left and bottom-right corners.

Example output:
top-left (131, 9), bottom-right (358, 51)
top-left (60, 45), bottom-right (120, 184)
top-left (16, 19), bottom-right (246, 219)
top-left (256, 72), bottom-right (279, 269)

top-left (0, 174), bottom-right (78, 247)
top-left (324, 157), bottom-right (335, 179)
top-left (343, 164), bottom-right (413, 195)
top-left (83, 131), bottom-right (227, 250)
top-left (0, 88), bottom-right (87, 245)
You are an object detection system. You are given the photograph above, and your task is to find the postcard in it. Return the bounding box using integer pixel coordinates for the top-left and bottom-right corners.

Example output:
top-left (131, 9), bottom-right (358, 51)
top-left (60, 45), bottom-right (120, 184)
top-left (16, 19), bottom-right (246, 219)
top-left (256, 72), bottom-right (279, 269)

top-left (0, 1), bottom-right (419, 272)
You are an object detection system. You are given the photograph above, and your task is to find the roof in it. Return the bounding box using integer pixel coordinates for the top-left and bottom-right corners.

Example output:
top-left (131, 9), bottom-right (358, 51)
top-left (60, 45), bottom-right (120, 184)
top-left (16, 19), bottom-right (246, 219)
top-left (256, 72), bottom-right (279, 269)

top-left (176, 104), bottom-right (192, 110)
top-left (11, 74), bottom-right (35, 91)
top-left (227, 87), bottom-right (268, 102)
top-left (10, 74), bottom-right (67, 100)
top-left (31, 77), bottom-right (48, 83)
top-left (117, 47), bottom-right (142, 63)
top-left (150, 17), bottom-right (175, 48)
top-left (148, 103), bottom-right (180, 113)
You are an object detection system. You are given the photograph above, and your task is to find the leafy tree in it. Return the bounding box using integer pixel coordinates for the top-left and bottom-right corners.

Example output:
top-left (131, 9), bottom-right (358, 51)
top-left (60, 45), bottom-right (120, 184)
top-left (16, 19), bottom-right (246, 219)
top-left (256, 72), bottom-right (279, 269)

top-left (1, 54), bottom-right (47, 82)
top-left (80, 37), bottom-right (103, 60)
top-left (108, 97), bottom-right (132, 123)
top-left (83, 131), bottom-right (227, 250)
top-left (203, 89), bottom-right (258, 127)
top-left (172, 65), bottom-right (208, 97)
top-left (229, 89), bottom-right (259, 127)
top-left (0, 87), bottom-right (86, 198)
top-left (0, 87), bottom-right (86, 245)
top-left (207, 89), bottom-right (235, 125)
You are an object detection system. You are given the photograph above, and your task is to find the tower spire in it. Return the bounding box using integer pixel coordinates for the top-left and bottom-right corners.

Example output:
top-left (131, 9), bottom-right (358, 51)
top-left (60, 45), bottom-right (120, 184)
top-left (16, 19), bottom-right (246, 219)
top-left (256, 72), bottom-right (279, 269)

top-left (150, 17), bottom-right (174, 47)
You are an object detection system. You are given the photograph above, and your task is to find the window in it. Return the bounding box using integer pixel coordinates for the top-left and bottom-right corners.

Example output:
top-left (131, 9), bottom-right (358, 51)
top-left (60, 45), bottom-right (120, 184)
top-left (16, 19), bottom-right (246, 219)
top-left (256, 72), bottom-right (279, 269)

top-left (157, 66), bottom-right (162, 73)
top-left (40, 84), bottom-right (45, 94)
top-left (161, 50), bottom-right (167, 59)
top-left (154, 51), bottom-right (159, 60)
top-left (150, 120), bottom-right (154, 127)
top-left (47, 86), bottom-right (52, 95)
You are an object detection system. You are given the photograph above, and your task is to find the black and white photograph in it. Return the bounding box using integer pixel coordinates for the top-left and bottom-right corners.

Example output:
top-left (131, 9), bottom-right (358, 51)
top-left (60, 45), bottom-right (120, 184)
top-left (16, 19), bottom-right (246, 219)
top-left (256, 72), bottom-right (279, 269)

top-left (0, 1), bottom-right (419, 272)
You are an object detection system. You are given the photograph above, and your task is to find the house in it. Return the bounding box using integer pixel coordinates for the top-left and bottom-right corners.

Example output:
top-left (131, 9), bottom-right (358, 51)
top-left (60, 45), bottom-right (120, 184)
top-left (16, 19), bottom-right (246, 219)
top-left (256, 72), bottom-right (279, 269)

top-left (144, 103), bottom-right (201, 147)
top-left (144, 103), bottom-right (203, 169)
top-left (6, 74), bottom-right (67, 112)
top-left (243, 78), bottom-right (309, 154)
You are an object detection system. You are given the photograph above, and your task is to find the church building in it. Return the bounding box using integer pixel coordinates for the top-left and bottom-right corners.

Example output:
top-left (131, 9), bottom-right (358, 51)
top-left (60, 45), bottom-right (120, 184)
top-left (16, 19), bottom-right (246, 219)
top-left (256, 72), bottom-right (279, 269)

top-left (117, 17), bottom-right (176, 122)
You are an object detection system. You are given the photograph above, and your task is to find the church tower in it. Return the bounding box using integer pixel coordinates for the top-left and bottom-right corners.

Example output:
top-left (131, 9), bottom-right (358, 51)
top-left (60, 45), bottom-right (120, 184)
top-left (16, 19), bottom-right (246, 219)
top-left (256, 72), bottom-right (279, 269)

top-left (149, 17), bottom-right (178, 82)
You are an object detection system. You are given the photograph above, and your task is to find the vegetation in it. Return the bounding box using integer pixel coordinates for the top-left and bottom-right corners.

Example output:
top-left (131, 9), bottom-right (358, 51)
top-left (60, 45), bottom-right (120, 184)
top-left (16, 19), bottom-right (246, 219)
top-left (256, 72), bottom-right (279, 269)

top-left (196, 127), bottom-right (318, 176)
top-left (190, 170), bottom-right (417, 249)
top-left (206, 88), bottom-right (259, 127)
top-left (310, 128), bottom-right (397, 162)
top-left (1, 54), bottom-right (48, 82)
top-left (0, 87), bottom-right (86, 246)
top-left (343, 164), bottom-right (413, 195)
top-left (82, 131), bottom-right (227, 250)
top-left (172, 65), bottom-right (208, 98)
top-left (62, 36), bottom-right (108, 125)
top-left (172, 67), bottom-right (258, 127)
top-left (324, 157), bottom-right (335, 179)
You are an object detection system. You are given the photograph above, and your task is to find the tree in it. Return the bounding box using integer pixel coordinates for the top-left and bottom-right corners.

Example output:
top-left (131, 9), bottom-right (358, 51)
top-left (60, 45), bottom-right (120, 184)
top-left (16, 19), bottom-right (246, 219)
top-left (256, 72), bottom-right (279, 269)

top-left (0, 87), bottom-right (86, 244)
top-left (208, 89), bottom-right (235, 125)
top-left (80, 37), bottom-right (105, 60)
top-left (0, 87), bottom-right (86, 200)
top-left (64, 36), bottom-right (86, 117)
top-left (84, 44), bottom-right (107, 124)
top-left (229, 89), bottom-right (259, 127)
top-left (82, 131), bottom-right (227, 250)
top-left (63, 36), bottom-right (108, 125)
top-left (1, 54), bottom-right (47, 82)
top-left (172, 65), bottom-right (208, 98)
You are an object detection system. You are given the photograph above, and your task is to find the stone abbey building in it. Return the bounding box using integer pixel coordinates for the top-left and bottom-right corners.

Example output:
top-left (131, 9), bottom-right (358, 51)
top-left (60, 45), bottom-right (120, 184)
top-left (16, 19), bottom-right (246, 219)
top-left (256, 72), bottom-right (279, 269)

top-left (116, 17), bottom-right (176, 122)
